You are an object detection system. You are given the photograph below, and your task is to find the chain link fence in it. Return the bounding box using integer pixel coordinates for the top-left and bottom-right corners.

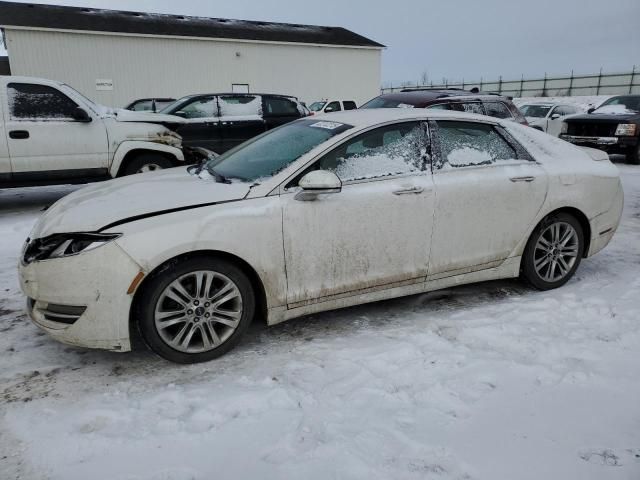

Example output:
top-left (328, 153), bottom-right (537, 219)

top-left (382, 67), bottom-right (640, 98)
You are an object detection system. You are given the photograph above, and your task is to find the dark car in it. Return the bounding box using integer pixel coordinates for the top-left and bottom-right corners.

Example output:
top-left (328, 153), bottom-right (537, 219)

top-left (159, 93), bottom-right (308, 154)
top-left (125, 98), bottom-right (176, 113)
top-left (560, 95), bottom-right (640, 164)
top-left (360, 89), bottom-right (527, 125)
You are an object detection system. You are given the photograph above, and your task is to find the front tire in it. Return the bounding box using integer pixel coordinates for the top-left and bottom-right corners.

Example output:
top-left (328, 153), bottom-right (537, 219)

top-left (123, 153), bottom-right (174, 176)
top-left (521, 213), bottom-right (584, 290)
top-left (136, 257), bottom-right (255, 363)
top-left (626, 144), bottom-right (640, 165)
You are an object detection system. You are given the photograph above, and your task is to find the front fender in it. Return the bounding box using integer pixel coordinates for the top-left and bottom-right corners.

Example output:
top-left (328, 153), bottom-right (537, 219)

top-left (110, 141), bottom-right (185, 177)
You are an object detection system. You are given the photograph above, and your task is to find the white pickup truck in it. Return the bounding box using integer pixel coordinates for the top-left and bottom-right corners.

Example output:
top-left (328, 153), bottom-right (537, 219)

top-left (0, 76), bottom-right (194, 188)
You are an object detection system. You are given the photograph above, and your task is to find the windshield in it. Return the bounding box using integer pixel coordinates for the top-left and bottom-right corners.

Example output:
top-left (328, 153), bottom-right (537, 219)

top-left (595, 96), bottom-right (640, 113)
top-left (159, 95), bottom-right (199, 114)
top-left (360, 97), bottom-right (416, 109)
top-left (519, 104), bottom-right (552, 118)
top-left (309, 101), bottom-right (327, 112)
top-left (205, 119), bottom-right (353, 182)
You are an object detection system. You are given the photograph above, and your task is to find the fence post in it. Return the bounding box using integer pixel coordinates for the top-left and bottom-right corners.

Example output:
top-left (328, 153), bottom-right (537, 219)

top-left (498, 76), bottom-right (502, 94)
top-left (596, 67), bottom-right (602, 95)
top-left (568, 70), bottom-right (574, 97)
top-left (519, 74), bottom-right (524, 98)
top-left (462, 78), bottom-right (465, 90)
top-left (630, 65), bottom-right (636, 94)
top-left (479, 77), bottom-right (483, 91)
top-left (542, 73), bottom-right (547, 97)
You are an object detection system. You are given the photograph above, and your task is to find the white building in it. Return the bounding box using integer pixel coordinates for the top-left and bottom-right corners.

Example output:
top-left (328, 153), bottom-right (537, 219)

top-left (0, 1), bottom-right (383, 107)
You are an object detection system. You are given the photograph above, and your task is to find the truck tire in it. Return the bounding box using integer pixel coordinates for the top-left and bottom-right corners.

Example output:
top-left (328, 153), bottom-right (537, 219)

top-left (123, 153), bottom-right (174, 176)
top-left (626, 144), bottom-right (640, 165)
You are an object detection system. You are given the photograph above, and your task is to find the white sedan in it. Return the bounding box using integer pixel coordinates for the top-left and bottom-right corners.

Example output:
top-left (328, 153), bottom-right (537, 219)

top-left (19, 110), bottom-right (623, 363)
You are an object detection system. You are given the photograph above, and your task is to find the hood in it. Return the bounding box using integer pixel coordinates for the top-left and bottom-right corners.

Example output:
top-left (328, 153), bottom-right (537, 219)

top-left (31, 168), bottom-right (251, 238)
top-left (111, 108), bottom-right (187, 124)
top-left (565, 112), bottom-right (640, 124)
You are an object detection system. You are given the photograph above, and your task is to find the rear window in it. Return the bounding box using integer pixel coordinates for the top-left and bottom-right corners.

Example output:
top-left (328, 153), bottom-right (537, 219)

top-left (361, 97), bottom-right (416, 109)
top-left (264, 97), bottom-right (299, 116)
top-left (343, 101), bottom-right (357, 110)
top-left (483, 102), bottom-right (513, 119)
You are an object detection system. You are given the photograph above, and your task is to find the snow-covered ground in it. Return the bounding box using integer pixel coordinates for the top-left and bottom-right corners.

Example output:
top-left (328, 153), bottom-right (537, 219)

top-left (1, 166), bottom-right (640, 480)
top-left (514, 95), bottom-right (612, 112)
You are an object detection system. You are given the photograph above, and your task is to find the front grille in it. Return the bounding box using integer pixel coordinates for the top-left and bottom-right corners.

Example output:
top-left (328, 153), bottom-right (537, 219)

top-left (567, 122), bottom-right (618, 137)
top-left (33, 300), bottom-right (86, 325)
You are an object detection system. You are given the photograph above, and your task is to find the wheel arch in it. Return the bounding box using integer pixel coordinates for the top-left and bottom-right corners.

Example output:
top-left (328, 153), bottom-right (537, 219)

top-left (110, 142), bottom-right (184, 177)
top-left (529, 206), bottom-right (592, 258)
top-left (129, 249), bottom-right (268, 351)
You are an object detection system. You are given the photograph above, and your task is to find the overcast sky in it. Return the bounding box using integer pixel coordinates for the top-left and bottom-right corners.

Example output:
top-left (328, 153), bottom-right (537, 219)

top-left (1, 0), bottom-right (638, 86)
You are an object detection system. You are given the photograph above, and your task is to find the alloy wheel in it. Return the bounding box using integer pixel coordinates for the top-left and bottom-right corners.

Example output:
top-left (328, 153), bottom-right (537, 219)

top-left (533, 221), bottom-right (579, 283)
top-left (154, 271), bottom-right (243, 353)
top-left (137, 163), bottom-right (163, 173)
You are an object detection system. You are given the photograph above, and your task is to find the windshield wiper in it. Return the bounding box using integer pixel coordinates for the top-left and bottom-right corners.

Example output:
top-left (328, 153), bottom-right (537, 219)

top-left (207, 165), bottom-right (231, 184)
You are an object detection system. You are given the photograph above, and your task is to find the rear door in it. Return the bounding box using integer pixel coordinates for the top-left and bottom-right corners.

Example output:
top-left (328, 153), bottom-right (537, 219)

top-left (171, 96), bottom-right (224, 153)
top-left (429, 119), bottom-right (547, 276)
top-left (218, 94), bottom-right (267, 152)
top-left (263, 96), bottom-right (302, 129)
top-left (4, 82), bottom-right (108, 182)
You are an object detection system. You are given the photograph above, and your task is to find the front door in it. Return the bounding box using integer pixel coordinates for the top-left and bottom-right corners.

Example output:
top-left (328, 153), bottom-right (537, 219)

top-left (0, 97), bottom-right (10, 182)
top-left (429, 119), bottom-right (548, 276)
top-left (282, 121), bottom-right (435, 306)
top-left (3, 82), bottom-right (108, 181)
top-left (171, 96), bottom-right (224, 153)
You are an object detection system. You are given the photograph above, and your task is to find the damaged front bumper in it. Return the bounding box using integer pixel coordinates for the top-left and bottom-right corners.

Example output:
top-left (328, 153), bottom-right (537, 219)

top-left (18, 241), bottom-right (143, 352)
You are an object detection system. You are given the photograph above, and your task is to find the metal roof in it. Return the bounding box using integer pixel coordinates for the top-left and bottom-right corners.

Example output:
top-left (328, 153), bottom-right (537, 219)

top-left (0, 1), bottom-right (384, 48)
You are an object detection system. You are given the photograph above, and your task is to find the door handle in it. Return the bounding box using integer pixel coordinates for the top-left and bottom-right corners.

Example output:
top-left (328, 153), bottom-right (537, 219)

top-left (9, 130), bottom-right (29, 139)
top-left (510, 176), bottom-right (535, 183)
top-left (393, 186), bottom-right (425, 195)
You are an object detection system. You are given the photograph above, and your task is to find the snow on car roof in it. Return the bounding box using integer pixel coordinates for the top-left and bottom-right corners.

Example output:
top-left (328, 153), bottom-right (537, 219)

top-left (311, 108), bottom-right (503, 127)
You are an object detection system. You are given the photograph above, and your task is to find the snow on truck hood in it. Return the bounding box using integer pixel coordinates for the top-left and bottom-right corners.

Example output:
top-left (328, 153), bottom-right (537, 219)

top-left (111, 109), bottom-right (187, 124)
top-left (30, 168), bottom-right (251, 238)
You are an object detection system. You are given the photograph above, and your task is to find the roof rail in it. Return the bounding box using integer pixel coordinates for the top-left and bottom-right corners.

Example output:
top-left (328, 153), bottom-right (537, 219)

top-left (400, 87), bottom-right (468, 93)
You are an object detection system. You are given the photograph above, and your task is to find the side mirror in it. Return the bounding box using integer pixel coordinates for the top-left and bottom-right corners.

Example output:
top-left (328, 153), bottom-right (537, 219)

top-left (174, 111), bottom-right (188, 118)
top-left (72, 107), bottom-right (92, 122)
top-left (550, 113), bottom-right (561, 120)
top-left (324, 106), bottom-right (336, 113)
top-left (587, 107), bottom-right (595, 114)
top-left (295, 170), bottom-right (342, 201)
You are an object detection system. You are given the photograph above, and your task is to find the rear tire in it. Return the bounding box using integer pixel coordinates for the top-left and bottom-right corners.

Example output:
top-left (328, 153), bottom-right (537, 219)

top-left (521, 213), bottom-right (584, 290)
top-left (136, 257), bottom-right (255, 363)
top-left (123, 153), bottom-right (174, 176)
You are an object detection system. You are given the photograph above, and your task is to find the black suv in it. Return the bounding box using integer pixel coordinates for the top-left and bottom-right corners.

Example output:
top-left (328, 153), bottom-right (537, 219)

top-left (560, 95), bottom-right (640, 164)
top-left (160, 93), bottom-right (308, 154)
top-left (361, 89), bottom-right (527, 124)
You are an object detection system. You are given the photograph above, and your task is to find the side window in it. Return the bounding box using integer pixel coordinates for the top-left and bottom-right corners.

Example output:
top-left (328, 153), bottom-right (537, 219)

top-left (177, 97), bottom-right (217, 119)
top-left (264, 97), bottom-right (299, 116)
top-left (343, 101), bottom-right (357, 110)
top-left (218, 95), bottom-right (262, 117)
top-left (8, 83), bottom-right (79, 120)
top-left (325, 101), bottom-right (342, 112)
top-left (461, 102), bottom-right (484, 115)
top-left (130, 100), bottom-right (153, 111)
top-left (483, 102), bottom-right (513, 119)
top-left (435, 121), bottom-right (517, 169)
top-left (317, 121), bottom-right (428, 182)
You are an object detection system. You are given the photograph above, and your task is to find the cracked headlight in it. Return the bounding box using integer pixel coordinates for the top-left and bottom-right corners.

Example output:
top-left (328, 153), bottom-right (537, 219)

top-left (23, 233), bottom-right (122, 264)
top-left (615, 124), bottom-right (637, 136)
